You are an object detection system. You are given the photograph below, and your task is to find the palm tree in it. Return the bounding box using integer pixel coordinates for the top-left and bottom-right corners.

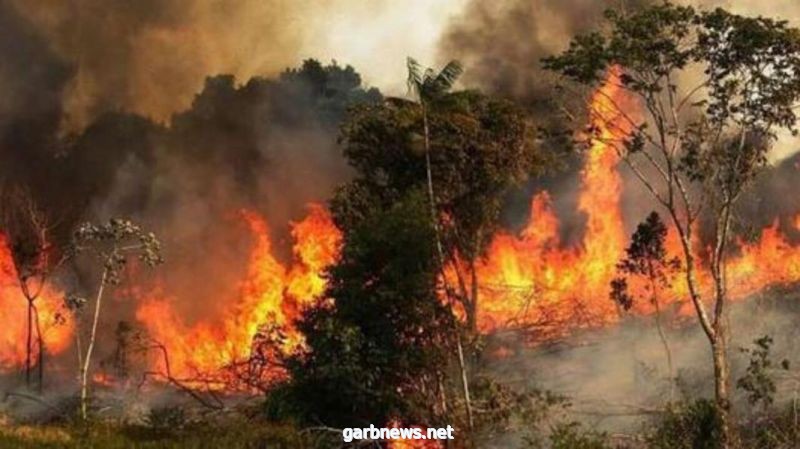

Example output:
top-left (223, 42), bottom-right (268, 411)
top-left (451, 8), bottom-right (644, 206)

top-left (404, 57), bottom-right (474, 430)
top-left (405, 57), bottom-right (463, 269)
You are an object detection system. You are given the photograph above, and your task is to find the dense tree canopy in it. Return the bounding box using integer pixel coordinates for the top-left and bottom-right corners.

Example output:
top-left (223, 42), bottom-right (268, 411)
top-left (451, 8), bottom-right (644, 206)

top-left (334, 86), bottom-right (557, 330)
top-left (281, 192), bottom-right (454, 427)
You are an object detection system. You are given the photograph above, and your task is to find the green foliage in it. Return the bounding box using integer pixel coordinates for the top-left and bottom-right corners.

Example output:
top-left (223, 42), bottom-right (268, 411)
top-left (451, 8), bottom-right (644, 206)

top-left (647, 399), bottom-right (722, 449)
top-left (281, 191), bottom-right (455, 428)
top-left (406, 57), bottom-right (464, 104)
top-left (737, 335), bottom-right (790, 410)
top-left (335, 87), bottom-right (549, 263)
top-left (611, 212), bottom-right (680, 311)
top-left (544, 3), bottom-right (800, 198)
top-left (279, 59), bottom-right (383, 124)
top-left (546, 422), bottom-right (610, 449)
top-left (470, 376), bottom-right (570, 448)
top-left (740, 403), bottom-right (800, 449)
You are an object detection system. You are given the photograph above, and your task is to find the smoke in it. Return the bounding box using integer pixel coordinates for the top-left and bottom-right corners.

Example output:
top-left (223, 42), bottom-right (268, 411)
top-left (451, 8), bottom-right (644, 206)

top-left (6, 0), bottom-right (467, 132)
top-left (0, 1), bottom-right (381, 378)
top-left (8, 0), bottom-right (315, 131)
top-left (1, 0), bottom-right (799, 428)
top-left (0, 0), bottom-right (70, 193)
top-left (66, 61), bottom-right (380, 334)
top-left (486, 289), bottom-right (800, 438)
top-left (440, 0), bottom-right (800, 240)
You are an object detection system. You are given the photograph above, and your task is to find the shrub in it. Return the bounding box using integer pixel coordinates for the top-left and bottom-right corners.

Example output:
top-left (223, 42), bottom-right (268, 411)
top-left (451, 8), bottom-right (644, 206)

top-left (647, 399), bottom-right (721, 449)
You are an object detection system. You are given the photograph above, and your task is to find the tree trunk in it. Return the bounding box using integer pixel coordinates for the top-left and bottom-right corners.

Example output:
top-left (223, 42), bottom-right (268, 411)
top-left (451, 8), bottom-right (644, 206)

top-left (34, 305), bottom-right (44, 393)
top-left (25, 300), bottom-right (33, 388)
top-left (711, 202), bottom-right (735, 448)
top-left (422, 106), bottom-right (446, 268)
top-left (673, 215), bottom-right (735, 446)
top-left (421, 103), bottom-right (475, 433)
top-left (456, 334), bottom-right (474, 431)
top-left (467, 258), bottom-right (479, 334)
top-left (712, 333), bottom-right (733, 449)
top-left (80, 269), bottom-right (107, 421)
top-left (648, 268), bottom-right (674, 403)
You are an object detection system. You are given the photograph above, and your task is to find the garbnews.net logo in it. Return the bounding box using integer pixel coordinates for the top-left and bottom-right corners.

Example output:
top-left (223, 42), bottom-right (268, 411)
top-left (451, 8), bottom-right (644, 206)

top-left (342, 424), bottom-right (455, 443)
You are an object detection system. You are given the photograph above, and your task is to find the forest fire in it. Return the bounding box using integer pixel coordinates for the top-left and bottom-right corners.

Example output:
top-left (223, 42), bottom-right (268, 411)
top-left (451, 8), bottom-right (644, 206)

top-left (472, 69), bottom-right (800, 336)
top-left (126, 68), bottom-right (800, 385)
top-left (1, 69), bottom-right (799, 392)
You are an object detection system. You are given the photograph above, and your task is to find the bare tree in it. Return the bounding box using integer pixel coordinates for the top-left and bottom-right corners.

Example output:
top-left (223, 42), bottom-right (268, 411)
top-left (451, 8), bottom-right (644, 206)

top-left (67, 219), bottom-right (163, 420)
top-left (545, 5), bottom-right (800, 446)
top-left (0, 184), bottom-right (64, 392)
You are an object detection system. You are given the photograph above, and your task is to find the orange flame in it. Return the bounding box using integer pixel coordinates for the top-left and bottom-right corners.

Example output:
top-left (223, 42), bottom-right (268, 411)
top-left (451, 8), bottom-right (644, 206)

top-left (0, 233), bottom-right (72, 370)
top-left (134, 68), bottom-right (800, 380)
top-left (3, 68), bottom-right (800, 395)
top-left (473, 67), bottom-right (800, 335)
top-left (135, 204), bottom-right (341, 382)
top-left (471, 68), bottom-right (631, 335)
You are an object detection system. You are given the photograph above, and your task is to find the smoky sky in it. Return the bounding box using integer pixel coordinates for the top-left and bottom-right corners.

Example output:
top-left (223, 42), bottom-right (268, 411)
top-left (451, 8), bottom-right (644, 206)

top-left (8, 0), bottom-right (315, 131)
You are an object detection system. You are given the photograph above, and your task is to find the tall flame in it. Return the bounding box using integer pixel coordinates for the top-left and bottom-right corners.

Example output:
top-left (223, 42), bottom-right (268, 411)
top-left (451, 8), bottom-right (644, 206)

top-left (474, 68), bottom-right (800, 336)
top-left (472, 68), bottom-right (631, 335)
top-left (135, 204), bottom-right (341, 381)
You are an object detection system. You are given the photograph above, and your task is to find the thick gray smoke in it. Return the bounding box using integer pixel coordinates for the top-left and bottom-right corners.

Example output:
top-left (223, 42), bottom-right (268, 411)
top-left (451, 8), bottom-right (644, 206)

top-left (484, 290), bottom-right (800, 441)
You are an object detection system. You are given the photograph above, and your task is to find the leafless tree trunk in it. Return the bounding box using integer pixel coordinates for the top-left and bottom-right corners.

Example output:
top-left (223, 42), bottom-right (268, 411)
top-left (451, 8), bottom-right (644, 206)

top-left (80, 269), bottom-right (107, 421)
top-left (421, 104), bottom-right (474, 431)
top-left (0, 185), bottom-right (62, 393)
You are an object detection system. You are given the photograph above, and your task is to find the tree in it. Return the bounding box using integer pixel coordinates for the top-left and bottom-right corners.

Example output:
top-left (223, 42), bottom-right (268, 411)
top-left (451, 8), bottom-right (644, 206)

top-left (404, 57), bottom-right (478, 431)
top-left (336, 60), bottom-right (556, 432)
top-left (337, 65), bottom-right (552, 334)
top-left (544, 4), bottom-right (800, 446)
top-left (68, 219), bottom-right (163, 420)
top-left (404, 57), bottom-right (464, 270)
top-left (0, 184), bottom-right (63, 392)
top-left (281, 192), bottom-right (455, 428)
top-left (610, 211), bottom-right (680, 402)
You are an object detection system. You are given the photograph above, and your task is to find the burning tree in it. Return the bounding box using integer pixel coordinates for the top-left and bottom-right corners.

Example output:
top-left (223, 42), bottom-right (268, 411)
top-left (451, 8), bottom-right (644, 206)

top-left (544, 4), bottom-right (800, 446)
top-left (68, 219), bottom-right (163, 420)
top-left (0, 184), bottom-right (64, 392)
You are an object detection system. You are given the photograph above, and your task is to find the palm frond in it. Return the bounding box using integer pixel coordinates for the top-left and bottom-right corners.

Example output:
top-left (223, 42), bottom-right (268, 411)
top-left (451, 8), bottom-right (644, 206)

top-left (432, 60), bottom-right (464, 92)
top-left (408, 57), bottom-right (464, 102)
top-left (406, 57), bottom-right (424, 97)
